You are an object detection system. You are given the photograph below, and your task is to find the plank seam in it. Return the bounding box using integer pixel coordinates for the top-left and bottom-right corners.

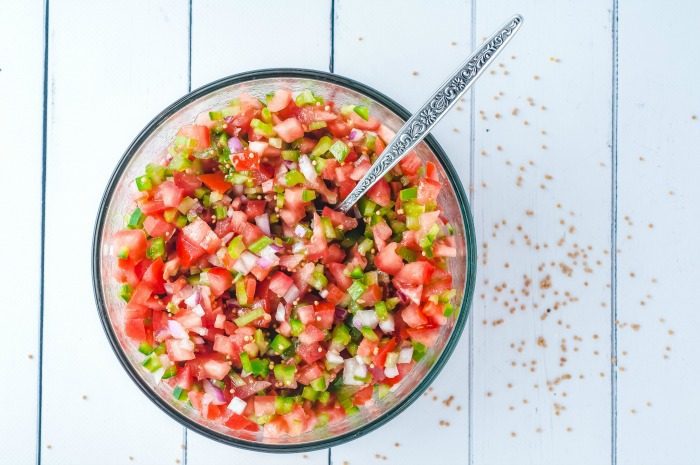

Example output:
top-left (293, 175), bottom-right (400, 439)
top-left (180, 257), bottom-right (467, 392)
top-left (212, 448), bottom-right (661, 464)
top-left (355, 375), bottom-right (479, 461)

top-left (329, 0), bottom-right (335, 73)
top-left (610, 0), bottom-right (619, 464)
top-left (36, 0), bottom-right (50, 463)
top-left (467, 0), bottom-right (476, 463)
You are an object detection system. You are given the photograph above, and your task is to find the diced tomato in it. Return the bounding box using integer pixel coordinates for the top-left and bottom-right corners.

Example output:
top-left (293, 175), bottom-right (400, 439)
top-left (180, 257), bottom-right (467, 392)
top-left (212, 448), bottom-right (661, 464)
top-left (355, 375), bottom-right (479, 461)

top-left (375, 242), bottom-right (403, 275)
top-left (422, 301), bottom-right (448, 326)
top-left (407, 326), bottom-right (441, 347)
top-left (395, 281), bottom-right (423, 305)
top-left (425, 161), bottom-right (439, 181)
top-left (268, 271), bottom-right (294, 297)
top-left (359, 284), bottom-right (382, 306)
top-left (322, 243), bottom-right (346, 264)
top-left (207, 267), bottom-right (232, 297)
top-left (244, 199), bottom-right (267, 219)
top-left (204, 404), bottom-right (225, 420)
top-left (166, 338), bottom-right (196, 361)
top-left (225, 413), bottom-right (259, 432)
top-left (328, 262), bottom-right (352, 290)
top-left (353, 385), bottom-right (374, 406)
top-left (124, 319), bottom-right (147, 341)
top-left (178, 124), bottom-right (211, 150)
top-left (213, 334), bottom-right (234, 356)
top-left (326, 284), bottom-right (346, 305)
top-left (395, 261), bottom-right (435, 286)
top-left (401, 303), bottom-right (428, 328)
top-left (139, 199), bottom-right (166, 215)
top-left (231, 150), bottom-right (260, 171)
top-left (305, 213), bottom-right (327, 261)
top-left (241, 223), bottom-right (265, 246)
top-left (254, 396), bottom-right (277, 416)
top-left (173, 171), bottom-right (202, 194)
top-left (423, 268), bottom-right (453, 299)
top-left (338, 180), bottom-right (356, 201)
top-left (321, 207), bottom-right (358, 230)
top-left (297, 305), bottom-right (315, 324)
top-left (357, 338), bottom-right (378, 358)
top-left (174, 365), bottom-right (194, 389)
top-left (155, 181), bottom-right (184, 208)
top-left (114, 229), bottom-right (148, 261)
top-left (176, 233), bottom-right (206, 267)
top-left (262, 416), bottom-right (288, 437)
top-left (366, 178), bottom-right (391, 207)
top-left (274, 117), bottom-right (304, 143)
top-left (142, 258), bottom-right (165, 292)
top-left (398, 152), bottom-right (422, 176)
top-left (313, 302), bottom-right (335, 330)
top-left (349, 112), bottom-right (380, 130)
top-left (327, 119), bottom-right (352, 138)
top-left (199, 172), bottom-right (232, 194)
top-left (267, 89), bottom-right (292, 112)
top-left (297, 342), bottom-right (325, 365)
top-left (182, 218), bottom-right (221, 254)
top-left (417, 177), bottom-right (442, 204)
top-left (202, 359), bottom-right (231, 380)
top-left (373, 338), bottom-right (398, 368)
top-left (143, 215), bottom-right (175, 238)
top-left (296, 362), bottom-right (323, 385)
top-left (299, 324), bottom-right (325, 345)
top-left (129, 281), bottom-right (153, 305)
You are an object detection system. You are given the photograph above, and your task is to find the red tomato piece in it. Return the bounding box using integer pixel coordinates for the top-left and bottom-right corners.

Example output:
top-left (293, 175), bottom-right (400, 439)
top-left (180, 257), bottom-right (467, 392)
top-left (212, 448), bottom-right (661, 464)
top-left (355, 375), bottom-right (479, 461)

top-left (155, 181), bottom-right (184, 208)
top-left (114, 229), bottom-right (148, 261)
top-left (417, 177), bottom-right (442, 204)
top-left (143, 215), bottom-right (175, 239)
top-left (375, 242), bottom-right (403, 275)
top-left (207, 267), bottom-right (233, 297)
top-left (225, 413), bottom-right (259, 432)
top-left (254, 396), bottom-right (277, 416)
top-left (395, 261), bottom-right (435, 286)
top-left (398, 152), bottom-right (422, 175)
top-left (178, 124), bottom-right (211, 150)
top-left (366, 178), bottom-right (391, 207)
top-left (176, 233), bottom-right (206, 268)
top-left (173, 171), bottom-right (202, 194)
top-left (182, 218), bottom-right (221, 254)
top-left (353, 385), bottom-right (374, 406)
top-left (268, 271), bottom-right (294, 297)
top-left (274, 117), bottom-right (304, 143)
top-left (231, 151), bottom-right (260, 171)
top-left (406, 327), bottom-right (441, 347)
top-left (244, 199), bottom-right (267, 219)
top-left (267, 89), bottom-right (292, 112)
top-left (401, 303), bottom-right (428, 328)
top-left (199, 172), bottom-right (232, 194)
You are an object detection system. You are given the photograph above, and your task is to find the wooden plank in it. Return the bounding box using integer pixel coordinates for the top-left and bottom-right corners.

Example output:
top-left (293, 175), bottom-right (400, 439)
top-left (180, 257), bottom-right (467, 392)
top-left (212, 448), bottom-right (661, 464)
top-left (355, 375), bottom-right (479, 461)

top-left (0, 0), bottom-right (44, 462)
top-left (186, 1), bottom-right (330, 462)
top-left (41, 2), bottom-right (189, 463)
top-left (616, 2), bottom-right (700, 464)
top-left (470, 2), bottom-right (613, 464)
top-left (332, 1), bottom-right (473, 463)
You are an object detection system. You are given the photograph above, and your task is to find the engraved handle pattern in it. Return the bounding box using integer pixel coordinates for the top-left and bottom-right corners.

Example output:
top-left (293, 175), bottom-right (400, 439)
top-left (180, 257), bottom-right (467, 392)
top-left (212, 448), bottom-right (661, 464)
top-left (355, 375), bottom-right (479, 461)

top-left (337, 15), bottom-right (523, 212)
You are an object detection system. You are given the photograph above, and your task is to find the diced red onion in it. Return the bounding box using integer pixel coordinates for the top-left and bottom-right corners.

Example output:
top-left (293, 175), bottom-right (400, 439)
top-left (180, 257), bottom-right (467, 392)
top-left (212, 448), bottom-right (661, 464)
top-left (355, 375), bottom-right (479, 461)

top-left (282, 284), bottom-right (300, 303)
top-left (167, 320), bottom-right (188, 339)
top-left (398, 346), bottom-right (414, 364)
top-left (378, 314), bottom-right (395, 333)
top-left (348, 129), bottom-right (364, 141)
top-left (227, 396), bottom-right (247, 414)
top-left (353, 310), bottom-right (378, 329)
top-left (256, 256), bottom-right (274, 270)
top-left (298, 154), bottom-right (317, 182)
top-left (228, 137), bottom-right (243, 152)
top-left (334, 306), bottom-right (348, 322)
top-left (233, 184), bottom-right (244, 195)
top-left (234, 380), bottom-right (272, 399)
top-left (255, 213), bottom-right (271, 236)
top-left (184, 288), bottom-right (200, 308)
top-left (203, 380), bottom-right (226, 405)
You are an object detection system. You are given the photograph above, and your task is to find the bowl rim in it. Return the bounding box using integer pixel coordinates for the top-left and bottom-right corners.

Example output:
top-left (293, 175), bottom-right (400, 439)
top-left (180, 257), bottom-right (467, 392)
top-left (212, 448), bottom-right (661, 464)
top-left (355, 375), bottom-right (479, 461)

top-left (92, 68), bottom-right (477, 453)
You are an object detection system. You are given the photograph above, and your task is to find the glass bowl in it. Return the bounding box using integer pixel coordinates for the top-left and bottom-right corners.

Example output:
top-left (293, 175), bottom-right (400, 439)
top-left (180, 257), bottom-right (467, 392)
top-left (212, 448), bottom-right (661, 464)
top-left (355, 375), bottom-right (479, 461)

top-left (92, 69), bottom-right (477, 452)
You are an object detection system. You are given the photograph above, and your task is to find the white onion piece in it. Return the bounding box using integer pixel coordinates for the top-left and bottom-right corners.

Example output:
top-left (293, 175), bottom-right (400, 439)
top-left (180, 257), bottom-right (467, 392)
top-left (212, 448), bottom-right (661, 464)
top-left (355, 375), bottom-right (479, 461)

top-left (343, 358), bottom-right (367, 386)
top-left (298, 154), bottom-right (317, 182)
top-left (184, 289), bottom-right (200, 308)
top-left (384, 365), bottom-right (399, 379)
top-left (214, 314), bottom-right (226, 329)
top-left (291, 241), bottom-right (307, 254)
top-left (353, 310), bottom-right (378, 329)
top-left (227, 396), bottom-right (247, 414)
top-left (191, 326), bottom-right (208, 336)
top-left (248, 141), bottom-right (268, 155)
top-left (261, 179), bottom-right (274, 193)
top-left (275, 302), bottom-right (286, 322)
top-left (233, 251), bottom-right (257, 275)
top-left (255, 214), bottom-right (271, 236)
top-left (294, 224), bottom-right (307, 237)
top-left (282, 284), bottom-right (300, 303)
top-left (326, 350), bottom-right (344, 365)
top-left (398, 346), bottom-right (414, 364)
top-left (167, 320), bottom-right (188, 339)
top-left (259, 245), bottom-right (278, 261)
top-left (378, 314), bottom-right (395, 333)
top-left (191, 304), bottom-right (205, 317)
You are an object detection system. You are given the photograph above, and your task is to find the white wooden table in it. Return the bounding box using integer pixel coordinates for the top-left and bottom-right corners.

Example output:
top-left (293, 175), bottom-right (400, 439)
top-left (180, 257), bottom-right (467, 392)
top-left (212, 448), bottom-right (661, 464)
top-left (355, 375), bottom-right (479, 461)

top-left (3, 1), bottom-right (699, 464)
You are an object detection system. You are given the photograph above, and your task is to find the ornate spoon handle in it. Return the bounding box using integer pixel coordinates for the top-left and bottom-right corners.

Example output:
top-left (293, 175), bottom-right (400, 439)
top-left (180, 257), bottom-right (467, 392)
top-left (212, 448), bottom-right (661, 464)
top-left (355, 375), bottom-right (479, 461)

top-left (336, 14), bottom-right (523, 213)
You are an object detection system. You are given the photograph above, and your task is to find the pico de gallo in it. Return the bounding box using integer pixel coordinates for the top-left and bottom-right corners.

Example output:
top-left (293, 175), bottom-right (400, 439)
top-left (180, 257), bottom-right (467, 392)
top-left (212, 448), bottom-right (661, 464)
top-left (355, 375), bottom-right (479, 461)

top-left (113, 87), bottom-right (458, 437)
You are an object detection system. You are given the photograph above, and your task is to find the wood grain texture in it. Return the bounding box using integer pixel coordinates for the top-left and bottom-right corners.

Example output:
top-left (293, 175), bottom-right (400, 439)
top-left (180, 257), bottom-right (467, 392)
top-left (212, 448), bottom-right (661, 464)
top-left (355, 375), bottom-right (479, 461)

top-left (0, 0), bottom-right (44, 463)
top-left (187, 1), bottom-right (331, 462)
top-left (332, 1), bottom-right (473, 464)
top-left (471, 2), bottom-right (614, 464)
top-left (617, 1), bottom-right (700, 463)
top-left (41, 2), bottom-right (189, 463)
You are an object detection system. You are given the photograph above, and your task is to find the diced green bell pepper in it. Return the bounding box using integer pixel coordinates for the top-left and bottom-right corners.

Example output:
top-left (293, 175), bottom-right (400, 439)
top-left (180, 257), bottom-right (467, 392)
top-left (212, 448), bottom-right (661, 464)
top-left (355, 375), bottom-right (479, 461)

top-left (271, 334), bottom-right (292, 354)
top-left (353, 105), bottom-right (370, 121)
top-left (329, 140), bottom-right (349, 162)
top-left (119, 283), bottom-right (132, 302)
top-left (135, 175), bottom-right (152, 192)
top-left (147, 237), bottom-right (165, 260)
top-left (347, 281), bottom-right (367, 301)
top-left (127, 207), bottom-right (145, 229)
top-left (311, 136), bottom-right (333, 157)
top-left (227, 235), bottom-right (246, 259)
top-left (234, 307), bottom-right (265, 327)
top-left (273, 364), bottom-right (296, 386)
top-left (284, 169), bottom-right (306, 186)
top-left (249, 235), bottom-right (273, 254)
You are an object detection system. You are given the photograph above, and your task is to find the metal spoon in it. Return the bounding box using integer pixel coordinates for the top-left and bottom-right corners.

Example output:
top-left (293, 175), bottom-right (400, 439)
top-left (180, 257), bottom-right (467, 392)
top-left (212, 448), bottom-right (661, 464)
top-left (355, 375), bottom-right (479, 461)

top-left (336, 14), bottom-right (523, 213)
